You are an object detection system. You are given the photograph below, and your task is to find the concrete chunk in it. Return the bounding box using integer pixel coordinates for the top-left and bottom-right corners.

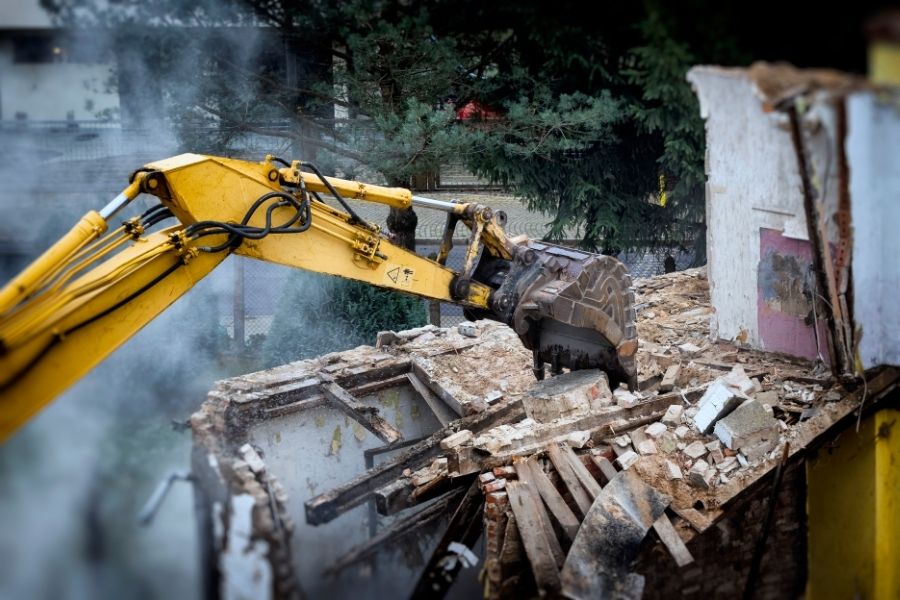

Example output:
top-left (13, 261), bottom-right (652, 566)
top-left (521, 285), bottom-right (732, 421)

top-left (662, 404), bottom-right (684, 425)
top-left (457, 321), bottom-right (479, 337)
top-left (665, 460), bottom-right (683, 481)
top-left (713, 400), bottom-right (779, 451)
top-left (616, 450), bottom-right (640, 470)
top-left (688, 459), bottom-right (714, 489)
top-left (614, 388), bottom-right (639, 409)
top-left (674, 425), bottom-right (690, 439)
top-left (239, 444), bottom-right (266, 475)
top-left (660, 364), bottom-right (681, 392)
top-left (645, 422), bottom-right (668, 438)
top-left (636, 439), bottom-right (658, 455)
top-left (523, 369), bottom-right (611, 422)
top-left (440, 429), bottom-right (474, 450)
top-left (693, 379), bottom-right (746, 433)
top-left (683, 441), bottom-right (707, 460)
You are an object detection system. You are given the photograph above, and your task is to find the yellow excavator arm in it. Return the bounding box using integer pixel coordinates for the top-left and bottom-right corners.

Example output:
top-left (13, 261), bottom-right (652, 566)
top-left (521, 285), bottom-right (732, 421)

top-left (0, 153), bottom-right (637, 441)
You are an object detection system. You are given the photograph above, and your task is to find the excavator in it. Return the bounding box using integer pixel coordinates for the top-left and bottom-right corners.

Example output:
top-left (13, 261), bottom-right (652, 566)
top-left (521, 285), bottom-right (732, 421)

top-left (0, 153), bottom-right (637, 442)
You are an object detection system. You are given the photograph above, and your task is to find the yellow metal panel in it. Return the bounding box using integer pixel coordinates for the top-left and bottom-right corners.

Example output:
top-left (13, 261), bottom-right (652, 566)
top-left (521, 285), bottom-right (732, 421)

top-left (0, 231), bottom-right (226, 442)
top-left (807, 407), bottom-right (900, 599)
top-left (874, 409), bottom-right (900, 599)
top-left (869, 42), bottom-right (900, 86)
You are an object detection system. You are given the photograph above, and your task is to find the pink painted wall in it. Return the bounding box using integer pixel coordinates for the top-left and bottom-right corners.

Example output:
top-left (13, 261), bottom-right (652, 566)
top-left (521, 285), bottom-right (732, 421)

top-left (757, 228), bottom-right (831, 363)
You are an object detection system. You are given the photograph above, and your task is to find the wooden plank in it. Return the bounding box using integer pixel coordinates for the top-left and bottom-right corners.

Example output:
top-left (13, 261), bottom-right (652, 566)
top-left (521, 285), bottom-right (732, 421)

top-left (506, 481), bottom-right (562, 594)
top-left (321, 381), bottom-right (402, 444)
top-left (591, 455), bottom-right (618, 484)
top-left (546, 444), bottom-right (593, 517)
top-left (511, 468), bottom-right (565, 567)
top-left (407, 372), bottom-right (457, 426)
top-left (514, 457), bottom-right (579, 542)
top-left (652, 514), bottom-right (695, 567)
top-left (558, 443), bottom-right (602, 498)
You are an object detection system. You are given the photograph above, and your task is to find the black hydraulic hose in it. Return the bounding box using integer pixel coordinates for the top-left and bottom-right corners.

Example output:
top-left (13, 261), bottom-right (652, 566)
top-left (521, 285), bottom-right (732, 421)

top-left (298, 161), bottom-right (371, 228)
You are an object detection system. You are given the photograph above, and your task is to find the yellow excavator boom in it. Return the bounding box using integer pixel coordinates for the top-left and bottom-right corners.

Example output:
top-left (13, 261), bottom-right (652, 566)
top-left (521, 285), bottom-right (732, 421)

top-left (0, 153), bottom-right (637, 442)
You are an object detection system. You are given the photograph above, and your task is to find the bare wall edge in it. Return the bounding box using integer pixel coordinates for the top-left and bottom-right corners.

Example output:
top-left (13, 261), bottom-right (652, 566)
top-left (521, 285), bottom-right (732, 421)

top-left (687, 64), bottom-right (899, 370)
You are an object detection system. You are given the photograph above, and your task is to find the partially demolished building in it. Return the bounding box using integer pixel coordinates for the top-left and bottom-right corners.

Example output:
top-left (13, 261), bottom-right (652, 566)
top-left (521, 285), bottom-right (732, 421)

top-left (189, 62), bottom-right (899, 599)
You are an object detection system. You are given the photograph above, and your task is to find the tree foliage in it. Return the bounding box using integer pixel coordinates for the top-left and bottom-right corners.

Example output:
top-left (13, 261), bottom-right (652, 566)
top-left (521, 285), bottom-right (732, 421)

top-left (261, 272), bottom-right (426, 367)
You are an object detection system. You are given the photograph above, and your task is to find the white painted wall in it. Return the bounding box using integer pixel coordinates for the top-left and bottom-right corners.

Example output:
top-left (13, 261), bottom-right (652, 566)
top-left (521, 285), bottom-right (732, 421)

top-left (0, 39), bottom-right (119, 121)
top-left (688, 67), bottom-right (809, 346)
top-left (847, 92), bottom-right (900, 368)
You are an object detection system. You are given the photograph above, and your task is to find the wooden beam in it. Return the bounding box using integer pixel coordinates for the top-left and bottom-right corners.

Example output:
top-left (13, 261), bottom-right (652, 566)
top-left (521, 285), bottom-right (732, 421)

top-left (506, 481), bottom-right (562, 594)
top-left (305, 398), bottom-right (524, 525)
top-left (514, 457), bottom-right (580, 543)
top-left (557, 443), bottom-right (602, 498)
top-left (591, 455), bottom-right (619, 484)
top-left (324, 487), bottom-right (465, 576)
top-left (546, 444), bottom-right (593, 517)
top-left (652, 514), bottom-right (694, 567)
top-left (410, 480), bottom-right (484, 599)
top-left (321, 381), bottom-right (402, 445)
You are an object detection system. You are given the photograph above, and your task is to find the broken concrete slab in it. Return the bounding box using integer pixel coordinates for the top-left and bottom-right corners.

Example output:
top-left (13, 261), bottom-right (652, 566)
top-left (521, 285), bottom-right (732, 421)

top-left (661, 404), bottom-right (684, 425)
top-left (645, 422), bottom-right (668, 438)
top-left (688, 459), bottom-right (715, 489)
top-left (522, 369), bottom-right (612, 423)
top-left (713, 399), bottom-right (779, 451)
top-left (617, 450), bottom-right (640, 470)
top-left (692, 379), bottom-right (747, 433)
top-left (440, 429), bottom-right (474, 450)
top-left (660, 364), bottom-right (681, 392)
top-left (665, 460), bottom-right (683, 481)
top-left (683, 441), bottom-right (707, 460)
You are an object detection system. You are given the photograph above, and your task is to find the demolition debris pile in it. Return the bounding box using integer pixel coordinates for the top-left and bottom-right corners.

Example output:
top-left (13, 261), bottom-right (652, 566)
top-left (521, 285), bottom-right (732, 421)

top-left (190, 267), bottom-right (899, 599)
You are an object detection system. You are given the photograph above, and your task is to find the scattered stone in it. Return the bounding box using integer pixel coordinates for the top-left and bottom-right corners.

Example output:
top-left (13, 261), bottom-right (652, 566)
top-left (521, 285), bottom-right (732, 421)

top-left (674, 425), bottom-right (690, 439)
top-left (722, 365), bottom-right (756, 395)
top-left (754, 390), bottom-right (780, 405)
top-left (719, 474), bottom-right (729, 485)
top-left (614, 435), bottom-right (632, 448)
top-left (662, 404), bottom-right (684, 426)
top-left (239, 444), bottom-right (266, 475)
top-left (484, 390), bottom-right (504, 404)
top-left (656, 431), bottom-right (678, 454)
top-left (717, 457), bottom-right (738, 473)
top-left (645, 422), bottom-right (668, 438)
top-left (660, 364), bottom-right (682, 392)
top-left (458, 321), bottom-right (479, 338)
top-left (522, 369), bottom-right (612, 422)
top-left (483, 478), bottom-right (507, 493)
top-left (493, 466), bottom-right (516, 478)
top-left (737, 453), bottom-right (749, 468)
top-left (566, 430), bottom-right (591, 448)
top-left (665, 460), bottom-right (683, 481)
top-left (684, 441), bottom-right (707, 459)
top-left (693, 379), bottom-right (747, 433)
top-left (678, 342), bottom-right (702, 355)
top-left (705, 440), bottom-right (721, 452)
top-left (440, 429), bottom-right (474, 450)
top-left (688, 459), bottom-right (714, 489)
top-left (800, 407), bottom-right (819, 421)
top-left (824, 389), bottom-right (842, 402)
top-left (614, 388), bottom-right (639, 409)
top-left (636, 439), bottom-right (658, 455)
top-left (616, 450), bottom-right (640, 470)
top-left (677, 443), bottom-right (687, 451)
top-left (375, 330), bottom-right (399, 348)
top-left (708, 449), bottom-right (724, 465)
top-left (478, 472), bottom-right (496, 486)
top-left (741, 438), bottom-right (778, 462)
top-left (684, 406), bottom-right (699, 420)
top-left (713, 400), bottom-right (779, 451)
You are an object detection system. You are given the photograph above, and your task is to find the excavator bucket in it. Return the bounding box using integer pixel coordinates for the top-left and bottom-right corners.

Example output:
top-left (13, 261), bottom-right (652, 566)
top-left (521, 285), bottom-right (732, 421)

top-left (483, 242), bottom-right (638, 388)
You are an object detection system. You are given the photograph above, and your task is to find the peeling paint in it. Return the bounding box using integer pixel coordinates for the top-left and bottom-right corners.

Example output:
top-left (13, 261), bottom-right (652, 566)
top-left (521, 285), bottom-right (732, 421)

top-left (329, 425), bottom-right (342, 456)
